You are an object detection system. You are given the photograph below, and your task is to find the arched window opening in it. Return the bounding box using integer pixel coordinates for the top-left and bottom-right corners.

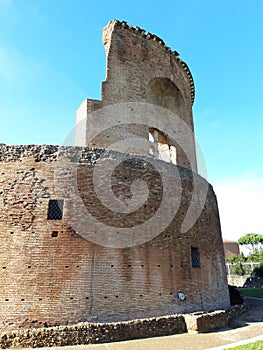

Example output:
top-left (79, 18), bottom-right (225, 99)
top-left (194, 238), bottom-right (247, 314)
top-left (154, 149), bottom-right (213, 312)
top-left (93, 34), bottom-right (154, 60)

top-left (148, 128), bottom-right (177, 165)
top-left (146, 77), bottom-right (187, 118)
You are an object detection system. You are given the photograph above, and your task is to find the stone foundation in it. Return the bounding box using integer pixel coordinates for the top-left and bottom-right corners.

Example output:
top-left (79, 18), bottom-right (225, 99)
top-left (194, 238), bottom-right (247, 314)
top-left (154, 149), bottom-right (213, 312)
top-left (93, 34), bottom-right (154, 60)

top-left (0, 304), bottom-right (248, 348)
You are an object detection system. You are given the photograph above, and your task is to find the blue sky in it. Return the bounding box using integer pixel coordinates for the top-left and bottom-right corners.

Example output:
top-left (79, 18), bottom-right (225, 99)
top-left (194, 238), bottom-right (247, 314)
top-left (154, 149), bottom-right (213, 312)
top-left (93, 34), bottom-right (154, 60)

top-left (0, 0), bottom-right (262, 240)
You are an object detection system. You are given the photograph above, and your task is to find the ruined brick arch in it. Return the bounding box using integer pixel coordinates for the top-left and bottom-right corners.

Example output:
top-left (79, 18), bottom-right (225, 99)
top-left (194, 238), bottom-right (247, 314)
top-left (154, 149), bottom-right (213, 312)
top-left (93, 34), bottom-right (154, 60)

top-left (146, 78), bottom-right (188, 165)
top-left (146, 77), bottom-right (188, 119)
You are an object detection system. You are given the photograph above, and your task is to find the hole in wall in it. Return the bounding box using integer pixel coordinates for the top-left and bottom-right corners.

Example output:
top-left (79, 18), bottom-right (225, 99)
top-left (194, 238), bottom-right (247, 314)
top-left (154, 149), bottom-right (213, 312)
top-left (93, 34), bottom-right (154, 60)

top-left (47, 200), bottom-right (64, 220)
top-left (51, 231), bottom-right (58, 238)
top-left (191, 246), bottom-right (200, 268)
top-left (148, 128), bottom-right (177, 164)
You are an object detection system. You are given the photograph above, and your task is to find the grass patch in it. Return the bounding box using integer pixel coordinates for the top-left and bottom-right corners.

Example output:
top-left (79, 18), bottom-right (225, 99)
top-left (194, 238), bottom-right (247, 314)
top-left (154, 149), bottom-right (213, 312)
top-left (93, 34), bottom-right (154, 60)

top-left (238, 288), bottom-right (263, 298)
top-left (226, 340), bottom-right (263, 349)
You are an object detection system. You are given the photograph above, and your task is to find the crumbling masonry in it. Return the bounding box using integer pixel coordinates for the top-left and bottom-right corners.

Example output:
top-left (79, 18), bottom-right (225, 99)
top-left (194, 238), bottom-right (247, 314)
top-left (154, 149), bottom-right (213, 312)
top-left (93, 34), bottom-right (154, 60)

top-left (0, 20), bottom-right (230, 332)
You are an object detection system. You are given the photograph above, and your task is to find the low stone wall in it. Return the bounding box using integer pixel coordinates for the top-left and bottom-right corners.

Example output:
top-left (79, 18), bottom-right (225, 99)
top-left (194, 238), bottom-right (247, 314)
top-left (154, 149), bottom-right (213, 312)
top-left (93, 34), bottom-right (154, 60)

top-left (228, 276), bottom-right (263, 288)
top-left (0, 315), bottom-right (187, 349)
top-left (184, 302), bottom-right (248, 333)
top-left (227, 275), bottom-right (248, 287)
top-left (226, 302), bottom-right (249, 322)
top-left (0, 304), bottom-right (248, 348)
top-left (184, 310), bottom-right (228, 333)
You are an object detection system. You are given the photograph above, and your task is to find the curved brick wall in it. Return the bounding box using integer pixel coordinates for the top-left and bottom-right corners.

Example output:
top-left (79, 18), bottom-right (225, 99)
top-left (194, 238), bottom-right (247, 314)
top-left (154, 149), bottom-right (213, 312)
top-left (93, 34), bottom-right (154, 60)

top-left (102, 20), bottom-right (195, 106)
top-left (76, 20), bottom-right (198, 172)
top-left (0, 145), bottom-right (230, 330)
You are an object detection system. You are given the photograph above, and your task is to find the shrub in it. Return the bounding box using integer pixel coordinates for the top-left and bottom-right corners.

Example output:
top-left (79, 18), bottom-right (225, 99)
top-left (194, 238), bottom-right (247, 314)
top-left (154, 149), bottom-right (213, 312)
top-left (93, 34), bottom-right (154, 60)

top-left (233, 263), bottom-right (245, 276)
top-left (253, 263), bottom-right (263, 278)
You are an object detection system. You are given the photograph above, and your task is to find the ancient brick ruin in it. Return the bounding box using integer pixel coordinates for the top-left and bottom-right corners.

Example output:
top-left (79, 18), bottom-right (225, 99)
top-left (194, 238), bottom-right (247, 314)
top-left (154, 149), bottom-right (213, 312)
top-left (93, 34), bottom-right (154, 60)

top-left (0, 20), bottom-right (230, 337)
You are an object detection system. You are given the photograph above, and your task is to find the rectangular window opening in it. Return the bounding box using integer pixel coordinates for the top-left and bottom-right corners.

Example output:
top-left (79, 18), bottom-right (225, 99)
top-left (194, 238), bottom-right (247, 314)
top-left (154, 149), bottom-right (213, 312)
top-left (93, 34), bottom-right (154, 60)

top-left (47, 200), bottom-right (64, 220)
top-left (191, 246), bottom-right (200, 268)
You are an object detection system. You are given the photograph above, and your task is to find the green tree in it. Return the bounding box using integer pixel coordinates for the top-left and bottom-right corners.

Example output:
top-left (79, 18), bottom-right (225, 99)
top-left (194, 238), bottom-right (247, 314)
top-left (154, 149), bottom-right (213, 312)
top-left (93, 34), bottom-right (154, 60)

top-left (238, 233), bottom-right (263, 254)
top-left (226, 252), bottom-right (245, 264)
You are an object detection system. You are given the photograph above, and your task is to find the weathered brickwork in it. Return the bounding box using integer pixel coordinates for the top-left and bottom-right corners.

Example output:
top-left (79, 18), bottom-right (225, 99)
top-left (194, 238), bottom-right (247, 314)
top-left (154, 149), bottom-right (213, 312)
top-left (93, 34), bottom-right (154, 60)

top-left (0, 145), bottom-right (229, 331)
top-left (76, 20), bottom-right (197, 172)
top-left (0, 19), bottom-right (230, 340)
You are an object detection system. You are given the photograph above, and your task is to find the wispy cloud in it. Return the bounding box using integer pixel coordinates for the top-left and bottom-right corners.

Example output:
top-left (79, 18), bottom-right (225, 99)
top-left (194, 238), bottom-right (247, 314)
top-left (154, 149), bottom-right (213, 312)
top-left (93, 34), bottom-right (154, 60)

top-left (0, 48), bottom-right (21, 85)
top-left (0, 46), bottom-right (81, 94)
top-left (0, 0), bottom-right (12, 6)
top-left (210, 121), bottom-right (219, 128)
top-left (0, 44), bottom-right (83, 145)
top-left (214, 173), bottom-right (263, 242)
top-left (194, 108), bottom-right (212, 119)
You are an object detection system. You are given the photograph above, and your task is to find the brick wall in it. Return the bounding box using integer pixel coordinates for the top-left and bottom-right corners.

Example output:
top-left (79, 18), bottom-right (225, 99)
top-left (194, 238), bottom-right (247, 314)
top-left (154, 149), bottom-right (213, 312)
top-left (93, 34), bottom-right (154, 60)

top-left (76, 20), bottom-right (197, 172)
top-left (0, 145), bottom-right (230, 330)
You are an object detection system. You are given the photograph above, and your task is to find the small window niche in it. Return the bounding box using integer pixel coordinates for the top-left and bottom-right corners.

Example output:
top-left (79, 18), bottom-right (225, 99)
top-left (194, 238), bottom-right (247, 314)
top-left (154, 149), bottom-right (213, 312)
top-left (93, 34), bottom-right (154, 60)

top-left (47, 200), bottom-right (64, 220)
top-left (191, 246), bottom-right (200, 268)
top-left (51, 231), bottom-right (59, 238)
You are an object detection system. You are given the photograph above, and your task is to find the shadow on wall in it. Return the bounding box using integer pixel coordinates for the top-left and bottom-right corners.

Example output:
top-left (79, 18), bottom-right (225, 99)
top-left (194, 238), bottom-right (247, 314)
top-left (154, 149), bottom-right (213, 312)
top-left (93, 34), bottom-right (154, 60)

top-left (146, 77), bottom-right (188, 117)
top-left (228, 285), bottom-right (244, 306)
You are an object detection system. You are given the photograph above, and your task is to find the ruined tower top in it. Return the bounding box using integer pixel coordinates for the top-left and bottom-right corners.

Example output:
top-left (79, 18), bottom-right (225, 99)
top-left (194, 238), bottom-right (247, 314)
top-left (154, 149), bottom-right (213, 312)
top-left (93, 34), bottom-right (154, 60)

top-left (102, 20), bottom-right (195, 104)
top-left (76, 20), bottom-right (197, 172)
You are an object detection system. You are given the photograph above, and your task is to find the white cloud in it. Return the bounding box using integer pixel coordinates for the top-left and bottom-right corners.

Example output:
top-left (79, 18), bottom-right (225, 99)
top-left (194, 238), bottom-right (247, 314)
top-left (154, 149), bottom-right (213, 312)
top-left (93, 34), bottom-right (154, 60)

top-left (214, 173), bottom-right (263, 242)
top-left (0, 47), bottom-right (50, 87)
